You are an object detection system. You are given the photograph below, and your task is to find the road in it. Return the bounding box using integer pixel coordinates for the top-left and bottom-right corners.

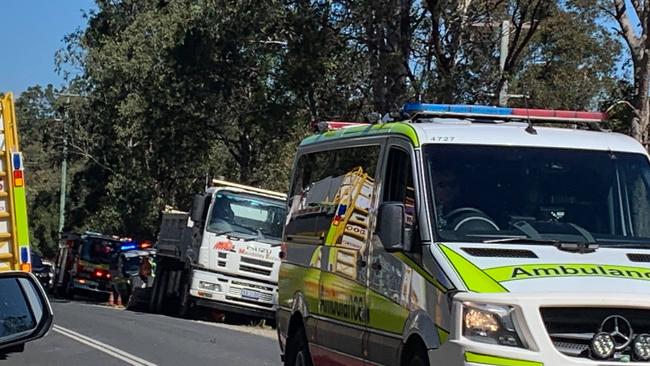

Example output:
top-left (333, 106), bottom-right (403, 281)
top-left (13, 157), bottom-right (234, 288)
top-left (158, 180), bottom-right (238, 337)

top-left (2, 298), bottom-right (281, 365)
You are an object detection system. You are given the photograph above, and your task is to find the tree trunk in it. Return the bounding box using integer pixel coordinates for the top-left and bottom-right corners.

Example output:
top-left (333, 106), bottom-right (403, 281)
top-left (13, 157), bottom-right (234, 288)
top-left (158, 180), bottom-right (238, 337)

top-left (638, 51), bottom-right (650, 147)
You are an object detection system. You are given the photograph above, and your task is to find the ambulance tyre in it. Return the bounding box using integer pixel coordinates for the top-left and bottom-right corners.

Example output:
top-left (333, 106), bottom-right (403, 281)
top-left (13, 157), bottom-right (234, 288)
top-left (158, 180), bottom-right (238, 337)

top-left (285, 327), bottom-right (312, 366)
top-left (406, 350), bottom-right (428, 366)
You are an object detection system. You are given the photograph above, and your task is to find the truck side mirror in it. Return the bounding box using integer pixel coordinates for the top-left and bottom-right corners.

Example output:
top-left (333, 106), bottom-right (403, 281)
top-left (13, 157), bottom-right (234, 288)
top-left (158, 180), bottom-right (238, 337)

top-left (0, 271), bottom-right (53, 353)
top-left (376, 201), bottom-right (409, 252)
top-left (190, 193), bottom-right (211, 224)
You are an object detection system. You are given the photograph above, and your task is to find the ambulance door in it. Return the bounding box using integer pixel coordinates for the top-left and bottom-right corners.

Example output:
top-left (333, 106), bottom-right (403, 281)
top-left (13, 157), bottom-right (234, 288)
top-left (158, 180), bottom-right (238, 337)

top-left (365, 140), bottom-right (417, 365)
top-left (314, 143), bottom-right (382, 365)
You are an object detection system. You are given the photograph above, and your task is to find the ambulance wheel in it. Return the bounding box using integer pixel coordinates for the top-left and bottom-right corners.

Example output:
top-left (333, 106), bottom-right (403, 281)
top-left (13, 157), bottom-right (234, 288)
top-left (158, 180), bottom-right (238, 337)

top-left (407, 351), bottom-right (428, 366)
top-left (285, 328), bottom-right (312, 366)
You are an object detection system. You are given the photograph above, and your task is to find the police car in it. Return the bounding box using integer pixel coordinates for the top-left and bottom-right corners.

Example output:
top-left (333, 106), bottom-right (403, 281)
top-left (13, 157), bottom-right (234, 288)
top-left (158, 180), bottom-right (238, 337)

top-left (277, 103), bottom-right (650, 365)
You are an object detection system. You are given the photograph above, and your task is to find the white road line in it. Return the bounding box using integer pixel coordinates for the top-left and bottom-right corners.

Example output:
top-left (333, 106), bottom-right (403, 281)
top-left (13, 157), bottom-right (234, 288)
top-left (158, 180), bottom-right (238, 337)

top-left (53, 325), bottom-right (158, 366)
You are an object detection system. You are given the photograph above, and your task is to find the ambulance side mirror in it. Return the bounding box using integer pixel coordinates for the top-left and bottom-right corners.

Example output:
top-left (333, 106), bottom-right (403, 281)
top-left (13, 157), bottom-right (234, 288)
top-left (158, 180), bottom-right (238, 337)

top-left (190, 193), bottom-right (211, 224)
top-left (0, 271), bottom-right (53, 353)
top-left (376, 202), bottom-right (410, 253)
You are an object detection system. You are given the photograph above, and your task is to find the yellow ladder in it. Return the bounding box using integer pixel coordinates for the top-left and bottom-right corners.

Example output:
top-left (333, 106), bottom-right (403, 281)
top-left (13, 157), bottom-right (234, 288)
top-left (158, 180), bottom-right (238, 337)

top-left (0, 92), bottom-right (30, 272)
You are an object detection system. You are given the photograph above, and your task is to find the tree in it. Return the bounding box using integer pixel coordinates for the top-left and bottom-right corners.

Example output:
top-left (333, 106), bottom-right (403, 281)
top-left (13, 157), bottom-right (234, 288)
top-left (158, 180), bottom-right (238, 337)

top-left (509, 3), bottom-right (620, 109)
top-left (57, 0), bottom-right (311, 237)
top-left (591, 0), bottom-right (650, 144)
top-left (15, 86), bottom-right (64, 257)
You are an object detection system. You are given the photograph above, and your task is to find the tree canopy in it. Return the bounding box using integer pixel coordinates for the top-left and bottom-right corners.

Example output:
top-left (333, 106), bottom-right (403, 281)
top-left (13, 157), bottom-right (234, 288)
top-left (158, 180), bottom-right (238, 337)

top-left (16, 0), bottom-right (637, 255)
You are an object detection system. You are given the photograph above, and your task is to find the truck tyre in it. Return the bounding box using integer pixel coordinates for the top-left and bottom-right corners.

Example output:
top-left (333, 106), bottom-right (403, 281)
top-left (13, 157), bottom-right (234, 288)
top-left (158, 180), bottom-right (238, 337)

top-left (177, 278), bottom-right (192, 318)
top-left (65, 283), bottom-right (75, 301)
top-left (285, 328), bottom-right (312, 366)
top-left (150, 264), bottom-right (168, 313)
top-left (155, 269), bottom-right (169, 313)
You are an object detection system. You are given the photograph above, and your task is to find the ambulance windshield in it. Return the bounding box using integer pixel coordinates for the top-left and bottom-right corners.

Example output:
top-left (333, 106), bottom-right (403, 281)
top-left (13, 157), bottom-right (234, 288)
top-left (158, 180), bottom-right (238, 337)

top-left (424, 145), bottom-right (650, 246)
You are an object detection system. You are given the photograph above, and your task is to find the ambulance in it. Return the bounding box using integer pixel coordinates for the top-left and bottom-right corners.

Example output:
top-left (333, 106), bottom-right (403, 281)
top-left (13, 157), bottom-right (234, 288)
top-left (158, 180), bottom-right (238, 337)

top-left (278, 103), bottom-right (650, 365)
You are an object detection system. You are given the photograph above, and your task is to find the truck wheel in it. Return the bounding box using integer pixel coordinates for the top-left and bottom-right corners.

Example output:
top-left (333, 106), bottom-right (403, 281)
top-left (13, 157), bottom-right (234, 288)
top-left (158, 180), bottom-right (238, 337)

top-left (65, 284), bottom-right (76, 301)
top-left (285, 328), bottom-right (312, 366)
top-left (177, 281), bottom-right (192, 318)
top-left (151, 267), bottom-right (168, 313)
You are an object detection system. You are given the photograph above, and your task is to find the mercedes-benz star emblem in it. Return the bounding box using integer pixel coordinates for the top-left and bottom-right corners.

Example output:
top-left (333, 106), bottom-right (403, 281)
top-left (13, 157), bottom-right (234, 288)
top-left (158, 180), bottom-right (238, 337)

top-left (599, 315), bottom-right (634, 350)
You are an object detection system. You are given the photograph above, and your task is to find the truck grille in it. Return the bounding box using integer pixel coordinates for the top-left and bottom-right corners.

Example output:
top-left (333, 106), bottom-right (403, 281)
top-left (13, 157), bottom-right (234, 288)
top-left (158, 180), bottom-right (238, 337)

top-left (239, 264), bottom-right (272, 276)
top-left (240, 256), bottom-right (274, 268)
top-left (540, 307), bottom-right (650, 358)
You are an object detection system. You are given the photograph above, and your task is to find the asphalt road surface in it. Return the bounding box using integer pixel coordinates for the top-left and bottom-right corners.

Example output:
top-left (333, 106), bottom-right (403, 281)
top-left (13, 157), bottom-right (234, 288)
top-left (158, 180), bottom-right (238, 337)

top-left (2, 298), bottom-right (281, 365)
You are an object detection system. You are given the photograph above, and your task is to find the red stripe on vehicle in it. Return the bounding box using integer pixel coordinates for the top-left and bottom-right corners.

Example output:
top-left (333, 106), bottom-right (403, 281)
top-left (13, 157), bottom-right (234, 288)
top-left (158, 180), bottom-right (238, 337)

top-left (309, 343), bottom-right (365, 366)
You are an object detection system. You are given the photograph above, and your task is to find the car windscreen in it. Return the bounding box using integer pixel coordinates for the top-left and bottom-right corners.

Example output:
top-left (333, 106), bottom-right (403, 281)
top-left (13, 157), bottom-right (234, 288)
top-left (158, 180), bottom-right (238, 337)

top-left (424, 144), bottom-right (650, 245)
top-left (80, 238), bottom-right (120, 264)
top-left (206, 191), bottom-right (287, 241)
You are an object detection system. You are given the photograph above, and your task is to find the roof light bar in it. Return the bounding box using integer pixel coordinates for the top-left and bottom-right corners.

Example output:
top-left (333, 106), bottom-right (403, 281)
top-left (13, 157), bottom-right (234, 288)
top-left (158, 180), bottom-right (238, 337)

top-left (403, 103), bottom-right (606, 123)
top-left (312, 121), bottom-right (370, 132)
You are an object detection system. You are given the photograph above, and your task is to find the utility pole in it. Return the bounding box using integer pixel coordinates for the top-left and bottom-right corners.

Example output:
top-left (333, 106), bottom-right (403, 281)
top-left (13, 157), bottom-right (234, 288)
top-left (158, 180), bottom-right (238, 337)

top-left (498, 20), bottom-right (510, 107)
top-left (472, 20), bottom-right (532, 106)
top-left (58, 101), bottom-right (68, 235)
top-left (55, 93), bottom-right (82, 235)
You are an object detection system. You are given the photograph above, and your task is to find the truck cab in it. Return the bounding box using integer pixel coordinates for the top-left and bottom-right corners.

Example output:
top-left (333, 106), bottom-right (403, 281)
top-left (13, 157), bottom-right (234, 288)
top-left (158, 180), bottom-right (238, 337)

top-left (151, 179), bottom-right (286, 319)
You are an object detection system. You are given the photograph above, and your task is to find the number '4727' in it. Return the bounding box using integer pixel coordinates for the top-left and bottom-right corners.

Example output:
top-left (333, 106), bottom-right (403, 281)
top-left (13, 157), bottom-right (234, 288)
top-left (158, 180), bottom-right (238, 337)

top-left (431, 136), bottom-right (455, 142)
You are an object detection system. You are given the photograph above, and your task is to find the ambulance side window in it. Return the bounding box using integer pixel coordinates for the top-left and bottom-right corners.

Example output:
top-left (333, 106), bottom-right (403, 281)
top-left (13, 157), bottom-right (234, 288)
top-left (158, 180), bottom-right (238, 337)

top-left (286, 145), bottom-right (380, 244)
top-left (383, 147), bottom-right (416, 231)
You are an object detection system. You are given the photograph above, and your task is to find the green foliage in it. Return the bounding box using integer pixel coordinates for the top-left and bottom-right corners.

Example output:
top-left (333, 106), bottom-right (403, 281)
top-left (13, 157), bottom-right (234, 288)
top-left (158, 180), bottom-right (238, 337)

top-left (15, 85), bottom-right (64, 257)
top-left (15, 0), bottom-right (631, 244)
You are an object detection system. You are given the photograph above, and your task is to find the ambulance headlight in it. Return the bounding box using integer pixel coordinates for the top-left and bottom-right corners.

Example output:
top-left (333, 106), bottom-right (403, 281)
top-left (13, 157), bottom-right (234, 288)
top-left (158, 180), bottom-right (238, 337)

top-left (462, 302), bottom-right (526, 348)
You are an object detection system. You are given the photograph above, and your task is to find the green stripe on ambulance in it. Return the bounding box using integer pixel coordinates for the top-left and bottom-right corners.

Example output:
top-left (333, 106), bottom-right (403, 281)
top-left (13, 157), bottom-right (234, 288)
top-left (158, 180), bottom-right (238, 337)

top-left (486, 263), bottom-right (650, 282)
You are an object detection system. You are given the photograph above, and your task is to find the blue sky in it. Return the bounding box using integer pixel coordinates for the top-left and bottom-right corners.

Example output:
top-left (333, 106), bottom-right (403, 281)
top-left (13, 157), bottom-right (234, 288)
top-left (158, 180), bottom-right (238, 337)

top-left (1, 1), bottom-right (96, 95)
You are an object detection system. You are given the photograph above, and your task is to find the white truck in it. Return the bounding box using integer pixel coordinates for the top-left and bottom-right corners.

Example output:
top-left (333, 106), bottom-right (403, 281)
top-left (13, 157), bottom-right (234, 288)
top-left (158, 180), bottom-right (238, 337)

top-left (149, 179), bottom-right (286, 320)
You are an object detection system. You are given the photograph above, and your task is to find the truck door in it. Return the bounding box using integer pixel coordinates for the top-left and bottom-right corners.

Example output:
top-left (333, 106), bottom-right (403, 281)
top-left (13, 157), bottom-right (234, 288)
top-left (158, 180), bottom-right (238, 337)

top-left (313, 144), bottom-right (381, 365)
top-left (365, 141), bottom-right (417, 365)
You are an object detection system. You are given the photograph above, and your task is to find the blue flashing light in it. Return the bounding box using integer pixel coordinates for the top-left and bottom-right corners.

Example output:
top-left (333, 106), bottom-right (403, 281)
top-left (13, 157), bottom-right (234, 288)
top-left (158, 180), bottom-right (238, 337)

top-left (20, 247), bottom-right (29, 263)
top-left (12, 152), bottom-right (22, 170)
top-left (403, 102), bottom-right (513, 116)
top-left (121, 243), bottom-right (137, 251)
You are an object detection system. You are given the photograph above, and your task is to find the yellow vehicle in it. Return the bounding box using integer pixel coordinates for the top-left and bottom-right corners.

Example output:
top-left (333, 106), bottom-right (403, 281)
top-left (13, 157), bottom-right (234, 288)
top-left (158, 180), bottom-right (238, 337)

top-left (0, 93), bottom-right (31, 272)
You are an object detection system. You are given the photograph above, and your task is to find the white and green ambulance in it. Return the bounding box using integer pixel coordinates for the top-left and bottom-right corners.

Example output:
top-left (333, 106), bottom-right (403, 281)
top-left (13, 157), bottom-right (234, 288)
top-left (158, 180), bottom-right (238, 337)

top-left (278, 103), bottom-right (650, 366)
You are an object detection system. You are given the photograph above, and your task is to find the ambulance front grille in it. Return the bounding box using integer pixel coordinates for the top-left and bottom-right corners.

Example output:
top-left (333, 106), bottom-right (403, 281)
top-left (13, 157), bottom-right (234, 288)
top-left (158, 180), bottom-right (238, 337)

top-left (541, 307), bottom-right (650, 359)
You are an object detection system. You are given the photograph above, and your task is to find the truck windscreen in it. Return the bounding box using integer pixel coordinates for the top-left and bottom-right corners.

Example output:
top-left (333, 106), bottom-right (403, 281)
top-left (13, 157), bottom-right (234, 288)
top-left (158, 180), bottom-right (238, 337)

top-left (80, 238), bottom-right (119, 264)
top-left (206, 191), bottom-right (286, 240)
top-left (424, 145), bottom-right (650, 245)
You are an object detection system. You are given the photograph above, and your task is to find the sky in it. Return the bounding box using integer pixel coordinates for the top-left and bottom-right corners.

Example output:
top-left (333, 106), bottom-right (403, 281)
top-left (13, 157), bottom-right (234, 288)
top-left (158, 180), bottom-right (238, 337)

top-left (1, 1), bottom-right (96, 95)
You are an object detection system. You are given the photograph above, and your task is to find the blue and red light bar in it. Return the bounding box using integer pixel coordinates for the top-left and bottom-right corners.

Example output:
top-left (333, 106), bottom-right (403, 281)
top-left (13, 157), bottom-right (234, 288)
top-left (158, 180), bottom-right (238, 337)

top-left (121, 241), bottom-right (153, 251)
top-left (402, 103), bottom-right (606, 123)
